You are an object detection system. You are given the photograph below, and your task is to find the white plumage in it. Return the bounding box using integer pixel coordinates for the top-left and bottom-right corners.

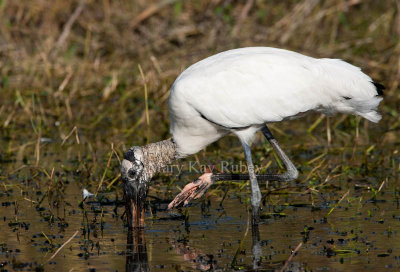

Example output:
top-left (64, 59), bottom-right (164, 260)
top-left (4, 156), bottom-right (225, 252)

top-left (169, 47), bottom-right (382, 157)
top-left (121, 47), bottom-right (384, 227)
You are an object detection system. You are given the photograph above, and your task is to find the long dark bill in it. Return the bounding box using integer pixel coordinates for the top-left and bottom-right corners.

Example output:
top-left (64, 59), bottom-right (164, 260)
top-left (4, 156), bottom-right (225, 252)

top-left (122, 176), bottom-right (147, 229)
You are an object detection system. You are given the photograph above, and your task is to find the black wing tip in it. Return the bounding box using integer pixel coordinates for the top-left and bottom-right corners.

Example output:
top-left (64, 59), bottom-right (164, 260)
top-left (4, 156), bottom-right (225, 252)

top-left (372, 81), bottom-right (385, 96)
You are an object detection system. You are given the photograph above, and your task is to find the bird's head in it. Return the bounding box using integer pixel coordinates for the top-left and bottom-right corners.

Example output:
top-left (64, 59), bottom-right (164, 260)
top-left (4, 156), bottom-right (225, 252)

top-left (121, 146), bottom-right (148, 204)
top-left (121, 139), bottom-right (176, 228)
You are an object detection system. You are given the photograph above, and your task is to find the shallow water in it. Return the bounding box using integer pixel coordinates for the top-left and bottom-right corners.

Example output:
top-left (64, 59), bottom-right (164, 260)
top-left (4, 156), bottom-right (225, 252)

top-left (1, 174), bottom-right (400, 271)
top-left (1, 118), bottom-right (398, 271)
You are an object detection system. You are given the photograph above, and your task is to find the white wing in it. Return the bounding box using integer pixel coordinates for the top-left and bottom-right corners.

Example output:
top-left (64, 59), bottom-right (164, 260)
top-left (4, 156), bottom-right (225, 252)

top-left (169, 47), bottom-right (382, 155)
top-left (172, 47), bottom-right (381, 128)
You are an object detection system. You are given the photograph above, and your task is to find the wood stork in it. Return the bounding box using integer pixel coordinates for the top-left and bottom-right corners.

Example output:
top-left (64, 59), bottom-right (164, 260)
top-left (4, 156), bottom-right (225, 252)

top-left (121, 47), bottom-right (384, 229)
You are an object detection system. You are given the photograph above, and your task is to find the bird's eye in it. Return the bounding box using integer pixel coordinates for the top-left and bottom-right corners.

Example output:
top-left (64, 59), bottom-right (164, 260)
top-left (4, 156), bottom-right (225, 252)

top-left (128, 169), bottom-right (136, 179)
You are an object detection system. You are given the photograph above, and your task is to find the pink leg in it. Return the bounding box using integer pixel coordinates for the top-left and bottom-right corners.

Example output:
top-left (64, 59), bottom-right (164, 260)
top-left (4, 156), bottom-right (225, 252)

top-left (168, 173), bottom-right (214, 209)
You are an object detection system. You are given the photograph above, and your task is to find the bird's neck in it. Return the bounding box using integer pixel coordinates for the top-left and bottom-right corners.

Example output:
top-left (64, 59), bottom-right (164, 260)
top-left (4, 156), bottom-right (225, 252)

top-left (141, 138), bottom-right (177, 179)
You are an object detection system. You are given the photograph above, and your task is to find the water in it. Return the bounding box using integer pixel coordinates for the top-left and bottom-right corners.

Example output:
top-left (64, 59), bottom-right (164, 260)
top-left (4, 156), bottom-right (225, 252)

top-left (1, 121), bottom-right (398, 271)
top-left (1, 177), bottom-right (399, 271)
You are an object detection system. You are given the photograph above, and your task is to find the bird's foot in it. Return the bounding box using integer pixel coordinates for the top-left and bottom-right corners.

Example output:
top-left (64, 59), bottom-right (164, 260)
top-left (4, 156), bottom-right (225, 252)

top-left (168, 173), bottom-right (214, 209)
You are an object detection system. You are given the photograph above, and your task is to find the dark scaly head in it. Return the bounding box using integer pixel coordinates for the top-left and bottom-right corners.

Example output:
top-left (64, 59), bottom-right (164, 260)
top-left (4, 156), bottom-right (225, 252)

top-left (121, 146), bottom-right (148, 229)
top-left (121, 139), bottom-right (177, 229)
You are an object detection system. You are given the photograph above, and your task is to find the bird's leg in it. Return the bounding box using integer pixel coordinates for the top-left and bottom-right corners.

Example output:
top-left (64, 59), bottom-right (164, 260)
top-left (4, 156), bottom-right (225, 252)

top-left (210, 126), bottom-right (298, 182)
top-left (261, 125), bottom-right (298, 181)
top-left (168, 143), bottom-right (262, 225)
top-left (168, 125), bottom-right (298, 210)
top-left (243, 142), bottom-right (261, 225)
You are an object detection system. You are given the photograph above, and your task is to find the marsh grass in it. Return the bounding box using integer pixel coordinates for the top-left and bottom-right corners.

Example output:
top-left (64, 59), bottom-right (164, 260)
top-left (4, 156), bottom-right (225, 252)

top-left (0, 0), bottom-right (399, 270)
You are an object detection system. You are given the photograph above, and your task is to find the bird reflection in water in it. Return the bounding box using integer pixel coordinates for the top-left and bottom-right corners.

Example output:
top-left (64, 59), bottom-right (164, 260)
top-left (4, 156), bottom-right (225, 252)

top-left (124, 212), bottom-right (263, 271)
top-left (252, 221), bottom-right (262, 270)
top-left (169, 233), bottom-right (214, 271)
top-left (125, 229), bottom-right (149, 272)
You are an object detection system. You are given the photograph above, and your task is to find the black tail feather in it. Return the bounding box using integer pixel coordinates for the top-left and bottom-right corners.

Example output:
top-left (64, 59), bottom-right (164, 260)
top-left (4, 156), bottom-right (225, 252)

top-left (372, 81), bottom-right (385, 96)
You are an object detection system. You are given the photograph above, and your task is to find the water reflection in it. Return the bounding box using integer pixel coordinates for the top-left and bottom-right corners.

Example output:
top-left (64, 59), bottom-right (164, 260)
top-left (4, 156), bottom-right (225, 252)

top-left (169, 231), bottom-right (214, 271)
top-left (252, 221), bottom-right (262, 270)
top-left (2, 177), bottom-right (397, 271)
top-left (125, 227), bottom-right (218, 271)
top-left (125, 211), bottom-right (264, 271)
top-left (126, 229), bottom-right (149, 272)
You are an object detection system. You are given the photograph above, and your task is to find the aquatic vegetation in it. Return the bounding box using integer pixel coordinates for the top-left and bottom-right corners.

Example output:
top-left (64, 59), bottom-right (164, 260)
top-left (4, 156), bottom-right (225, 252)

top-left (0, 0), bottom-right (399, 270)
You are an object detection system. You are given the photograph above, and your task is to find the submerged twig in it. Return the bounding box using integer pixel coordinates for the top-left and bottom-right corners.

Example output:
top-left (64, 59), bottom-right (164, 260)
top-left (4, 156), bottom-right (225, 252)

top-left (280, 241), bottom-right (303, 272)
top-left (46, 230), bottom-right (79, 263)
top-left (377, 178), bottom-right (386, 193)
top-left (325, 190), bottom-right (350, 218)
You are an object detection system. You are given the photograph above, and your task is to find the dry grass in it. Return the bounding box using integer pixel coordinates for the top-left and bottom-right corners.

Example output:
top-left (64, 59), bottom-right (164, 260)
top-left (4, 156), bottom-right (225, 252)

top-left (0, 0), bottom-right (399, 192)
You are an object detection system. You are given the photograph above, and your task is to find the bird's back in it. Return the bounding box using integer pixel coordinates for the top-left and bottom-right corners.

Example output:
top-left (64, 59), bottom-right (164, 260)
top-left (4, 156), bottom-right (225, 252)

top-left (169, 47), bottom-right (383, 156)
